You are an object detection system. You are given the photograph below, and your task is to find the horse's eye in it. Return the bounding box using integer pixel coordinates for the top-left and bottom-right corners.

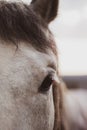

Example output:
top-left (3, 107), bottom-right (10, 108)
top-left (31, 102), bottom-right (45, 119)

top-left (39, 73), bottom-right (54, 93)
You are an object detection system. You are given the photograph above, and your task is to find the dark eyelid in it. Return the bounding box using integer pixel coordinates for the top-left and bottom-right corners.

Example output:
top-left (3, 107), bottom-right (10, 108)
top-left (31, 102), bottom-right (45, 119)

top-left (47, 63), bottom-right (56, 71)
top-left (39, 73), bottom-right (54, 93)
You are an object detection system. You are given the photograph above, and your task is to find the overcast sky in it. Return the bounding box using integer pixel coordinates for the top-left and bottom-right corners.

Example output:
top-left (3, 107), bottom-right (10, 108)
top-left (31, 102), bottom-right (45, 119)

top-left (50, 0), bottom-right (87, 75)
top-left (50, 0), bottom-right (87, 39)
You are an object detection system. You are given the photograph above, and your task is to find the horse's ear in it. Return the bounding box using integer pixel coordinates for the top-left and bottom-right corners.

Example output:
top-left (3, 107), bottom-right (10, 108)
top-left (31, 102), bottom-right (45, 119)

top-left (31, 0), bottom-right (59, 23)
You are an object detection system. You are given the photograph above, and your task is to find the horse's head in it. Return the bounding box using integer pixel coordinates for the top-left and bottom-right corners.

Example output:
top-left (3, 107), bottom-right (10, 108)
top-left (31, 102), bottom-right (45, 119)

top-left (0, 0), bottom-right (60, 130)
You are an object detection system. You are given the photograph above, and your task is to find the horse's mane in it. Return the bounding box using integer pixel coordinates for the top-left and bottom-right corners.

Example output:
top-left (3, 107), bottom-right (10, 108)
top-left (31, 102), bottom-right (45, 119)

top-left (0, 1), bottom-right (57, 54)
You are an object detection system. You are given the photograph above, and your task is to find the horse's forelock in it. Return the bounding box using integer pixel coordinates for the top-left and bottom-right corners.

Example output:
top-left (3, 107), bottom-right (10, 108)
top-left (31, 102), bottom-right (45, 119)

top-left (0, 1), bottom-right (57, 55)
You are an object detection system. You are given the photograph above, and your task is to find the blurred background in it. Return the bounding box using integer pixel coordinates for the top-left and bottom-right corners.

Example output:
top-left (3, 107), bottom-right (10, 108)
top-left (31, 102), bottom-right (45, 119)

top-left (50, 0), bottom-right (87, 76)
top-left (24, 0), bottom-right (87, 76)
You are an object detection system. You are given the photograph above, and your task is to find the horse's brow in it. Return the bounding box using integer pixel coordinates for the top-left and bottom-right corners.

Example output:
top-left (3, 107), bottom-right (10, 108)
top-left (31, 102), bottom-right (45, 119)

top-left (48, 63), bottom-right (57, 71)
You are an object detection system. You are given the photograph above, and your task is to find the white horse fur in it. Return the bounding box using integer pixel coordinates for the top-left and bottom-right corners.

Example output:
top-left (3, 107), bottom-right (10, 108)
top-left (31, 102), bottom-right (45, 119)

top-left (0, 42), bottom-right (57, 130)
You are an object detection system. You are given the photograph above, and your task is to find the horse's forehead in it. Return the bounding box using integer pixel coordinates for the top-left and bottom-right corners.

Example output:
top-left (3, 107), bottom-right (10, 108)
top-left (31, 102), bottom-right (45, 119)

top-left (18, 43), bottom-right (57, 70)
top-left (0, 42), bottom-right (57, 73)
top-left (0, 42), bottom-right (57, 100)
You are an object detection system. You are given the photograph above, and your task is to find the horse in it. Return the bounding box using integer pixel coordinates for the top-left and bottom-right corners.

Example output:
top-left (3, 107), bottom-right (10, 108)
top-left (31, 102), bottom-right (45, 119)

top-left (0, 0), bottom-right (64, 130)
